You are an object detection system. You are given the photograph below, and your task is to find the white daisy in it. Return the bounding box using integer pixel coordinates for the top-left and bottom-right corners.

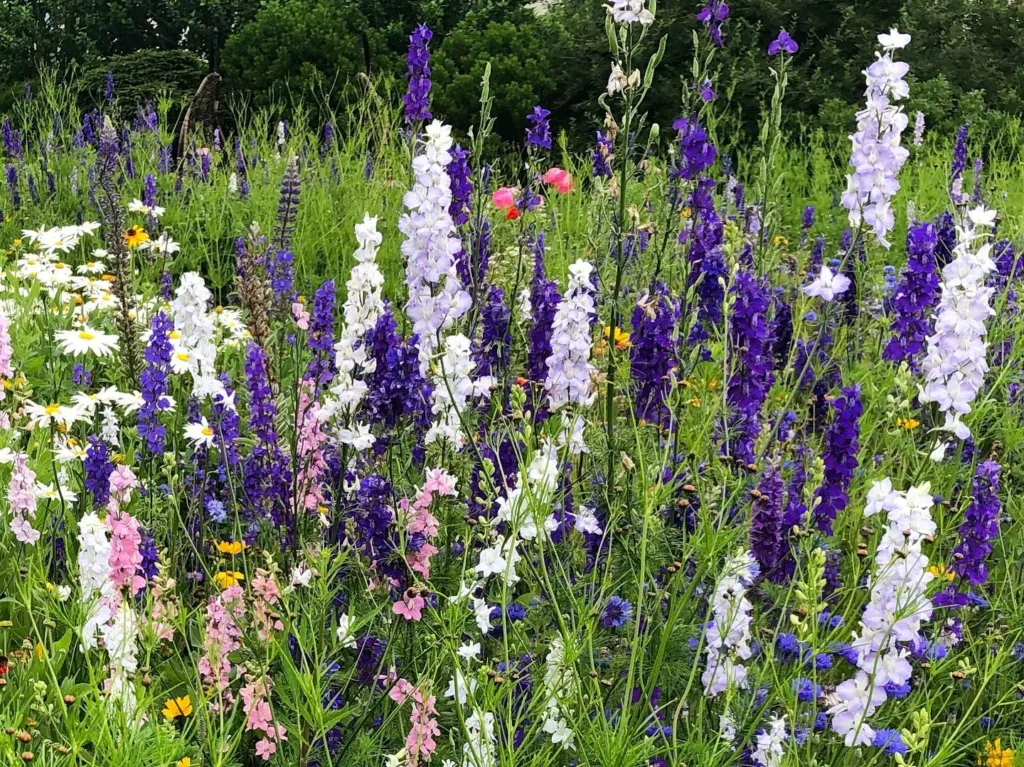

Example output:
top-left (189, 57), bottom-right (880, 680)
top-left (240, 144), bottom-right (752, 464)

top-left (56, 327), bottom-right (119, 357)
top-left (183, 417), bottom-right (216, 449)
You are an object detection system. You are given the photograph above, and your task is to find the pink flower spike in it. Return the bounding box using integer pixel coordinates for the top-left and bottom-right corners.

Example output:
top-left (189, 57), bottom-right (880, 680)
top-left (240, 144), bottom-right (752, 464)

top-left (392, 590), bottom-right (425, 622)
top-left (292, 302), bottom-right (310, 330)
top-left (254, 738), bottom-right (277, 760)
top-left (492, 187), bottom-right (517, 210)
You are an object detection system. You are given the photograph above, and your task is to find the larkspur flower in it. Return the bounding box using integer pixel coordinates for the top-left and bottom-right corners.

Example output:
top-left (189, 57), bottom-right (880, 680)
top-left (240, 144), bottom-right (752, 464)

top-left (703, 550), bottom-right (758, 696)
top-left (630, 283), bottom-right (678, 426)
top-left (883, 222), bottom-right (940, 370)
top-left (919, 206), bottom-right (997, 440)
top-left (403, 25), bottom-right (433, 124)
top-left (545, 260), bottom-right (597, 410)
top-left (814, 384), bottom-right (862, 535)
top-left (697, 0), bottom-right (729, 46)
top-left (526, 105), bottom-right (552, 151)
top-left (767, 29), bottom-right (798, 56)
top-left (840, 30), bottom-right (912, 248)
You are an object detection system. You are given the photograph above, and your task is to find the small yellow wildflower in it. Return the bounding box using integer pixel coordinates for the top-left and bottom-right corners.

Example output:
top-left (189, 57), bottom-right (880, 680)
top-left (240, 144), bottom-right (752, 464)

top-left (603, 326), bottom-right (631, 350)
top-left (772, 235), bottom-right (790, 247)
top-left (213, 571), bottom-right (244, 589)
top-left (928, 564), bottom-right (955, 582)
top-left (125, 226), bottom-right (150, 248)
top-left (215, 540), bottom-right (246, 556)
top-left (984, 739), bottom-right (1014, 767)
top-left (162, 695), bottom-right (193, 721)
top-left (896, 416), bottom-right (920, 431)
top-left (177, 759), bottom-right (192, 767)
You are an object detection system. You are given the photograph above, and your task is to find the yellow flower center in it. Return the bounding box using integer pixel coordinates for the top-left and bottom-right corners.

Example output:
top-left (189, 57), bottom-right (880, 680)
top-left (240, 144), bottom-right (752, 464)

top-left (79, 331), bottom-right (95, 341)
top-left (202, 426), bottom-right (214, 437)
top-left (45, 404), bottom-right (60, 415)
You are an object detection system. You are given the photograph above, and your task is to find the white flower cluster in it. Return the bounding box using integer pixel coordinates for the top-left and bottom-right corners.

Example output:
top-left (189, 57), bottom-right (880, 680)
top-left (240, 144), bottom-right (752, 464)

top-left (398, 121), bottom-right (471, 375)
top-left (919, 206), bottom-right (997, 442)
top-left (424, 333), bottom-right (494, 448)
top-left (495, 442), bottom-right (561, 542)
top-left (606, 0), bottom-right (654, 25)
top-left (171, 271), bottom-right (229, 403)
top-left (105, 599), bottom-right (140, 716)
top-left (828, 478), bottom-right (935, 747)
top-left (545, 260), bottom-right (597, 411)
top-left (77, 511), bottom-right (114, 650)
top-left (702, 550), bottom-right (758, 697)
top-left (460, 710), bottom-right (497, 767)
top-left (840, 29), bottom-right (912, 248)
top-left (323, 214), bottom-right (386, 450)
top-left (752, 715), bottom-right (787, 767)
top-left (542, 636), bottom-right (577, 750)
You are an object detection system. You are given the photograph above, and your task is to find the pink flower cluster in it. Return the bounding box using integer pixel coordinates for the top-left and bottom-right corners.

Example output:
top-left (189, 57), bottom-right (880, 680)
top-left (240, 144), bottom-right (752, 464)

top-left (198, 584), bottom-right (246, 707)
top-left (7, 454), bottom-right (39, 544)
top-left (108, 464), bottom-right (138, 511)
top-left (295, 389), bottom-right (328, 511)
top-left (242, 676), bottom-right (288, 761)
top-left (250, 569), bottom-right (284, 641)
top-left (389, 678), bottom-right (440, 765)
top-left (403, 468), bottom-right (456, 578)
top-left (106, 510), bottom-right (146, 595)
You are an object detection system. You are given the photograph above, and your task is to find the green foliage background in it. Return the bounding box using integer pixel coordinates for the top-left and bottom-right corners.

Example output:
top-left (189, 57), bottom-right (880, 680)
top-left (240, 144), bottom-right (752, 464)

top-left (2, 0), bottom-right (1023, 146)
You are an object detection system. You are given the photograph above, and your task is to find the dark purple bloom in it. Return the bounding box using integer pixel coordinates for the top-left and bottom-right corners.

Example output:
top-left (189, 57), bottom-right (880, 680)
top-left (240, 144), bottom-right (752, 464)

top-left (234, 136), bottom-right (249, 198)
top-left (883, 222), bottom-right (939, 371)
top-left (593, 131), bottom-right (613, 179)
top-left (84, 438), bottom-right (114, 508)
top-left (697, 0), bottom-right (729, 46)
top-left (72, 363), bottom-right (92, 388)
top-left (137, 312), bottom-right (174, 456)
top-left (725, 271), bottom-right (775, 463)
top-left (3, 118), bottom-right (22, 160)
top-left (6, 165), bottom-right (19, 209)
top-left (475, 286), bottom-right (511, 378)
top-left (768, 29), bottom-right (799, 55)
top-left (771, 295), bottom-right (793, 371)
top-left (953, 460), bottom-right (1001, 586)
top-left (802, 205), bottom-right (815, 230)
top-left (527, 232), bottom-right (561, 385)
top-left (630, 283), bottom-right (678, 426)
top-left (448, 144), bottom-right (473, 283)
top-left (685, 179), bottom-right (726, 345)
top-left (671, 116), bottom-right (717, 180)
top-left (403, 25), bottom-right (433, 124)
top-left (321, 122), bottom-right (334, 156)
top-left (697, 79), bottom-right (716, 102)
top-left (813, 384), bottom-right (862, 535)
top-left (934, 211), bottom-right (956, 268)
top-left (362, 308), bottom-right (432, 433)
top-left (104, 71), bottom-right (115, 103)
top-left (525, 105), bottom-right (552, 151)
top-left (951, 123), bottom-right (969, 187)
top-left (873, 729), bottom-right (908, 756)
top-left (305, 280), bottom-right (337, 388)
top-left (600, 596), bottom-right (633, 629)
top-left (751, 462), bottom-right (786, 578)
top-left (972, 156), bottom-right (984, 203)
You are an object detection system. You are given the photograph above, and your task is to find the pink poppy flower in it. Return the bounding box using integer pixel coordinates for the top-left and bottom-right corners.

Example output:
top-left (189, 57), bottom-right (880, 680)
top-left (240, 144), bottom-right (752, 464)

top-left (542, 167), bottom-right (574, 195)
top-left (492, 186), bottom-right (517, 210)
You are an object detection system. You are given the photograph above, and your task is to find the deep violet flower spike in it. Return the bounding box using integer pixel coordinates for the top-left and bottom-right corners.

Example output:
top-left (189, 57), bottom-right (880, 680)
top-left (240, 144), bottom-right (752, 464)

top-left (750, 463), bottom-right (786, 579)
top-left (526, 105), bottom-right (552, 151)
top-left (630, 283), bottom-right (678, 426)
top-left (305, 280), bottom-right (338, 388)
top-left (883, 222), bottom-right (939, 371)
top-left (671, 116), bottom-right (717, 180)
top-left (527, 232), bottom-right (561, 386)
top-left (84, 438), bottom-right (114, 509)
top-left (813, 384), bottom-right (862, 535)
top-left (104, 71), bottom-right (115, 103)
top-left (403, 25), bottom-right (433, 124)
top-left (725, 271), bottom-right (775, 464)
top-left (138, 312), bottom-right (174, 456)
top-left (952, 460), bottom-right (1001, 586)
top-left (593, 131), bottom-right (613, 179)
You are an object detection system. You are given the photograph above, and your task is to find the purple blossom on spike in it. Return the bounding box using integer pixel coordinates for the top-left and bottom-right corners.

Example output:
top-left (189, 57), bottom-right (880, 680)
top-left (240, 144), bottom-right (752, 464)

top-left (697, 0), bottom-right (729, 46)
top-left (751, 462), bottom-right (785, 578)
top-left (84, 438), bottom-right (114, 508)
top-left (305, 280), bottom-right (337, 388)
top-left (698, 79), bottom-right (716, 102)
top-left (913, 111), bottom-right (925, 146)
top-left (813, 384), bottom-right (862, 535)
top-left (6, 165), bottom-right (19, 209)
top-left (362, 307), bottom-right (432, 433)
top-left (725, 271), bottom-right (776, 464)
top-left (403, 25), bottom-right (433, 124)
top-left (104, 71), bottom-right (115, 103)
top-left (138, 312), bottom-right (174, 456)
top-left (475, 286), bottom-right (511, 378)
top-left (950, 123), bottom-right (969, 201)
top-left (883, 222), bottom-right (939, 371)
top-left (971, 156), bottom-right (983, 203)
top-left (3, 119), bottom-right (22, 160)
top-left (593, 131), bottom-right (613, 179)
top-left (525, 105), bottom-right (552, 151)
top-left (233, 136), bottom-right (249, 198)
top-left (671, 116), bottom-right (716, 180)
top-left (527, 232), bottom-right (561, 386)
top-left (321, 122), bottom-right (334, 156)
top-left (953, 460), bottom-right (1001, 585)
top-left (630, 283), bottom-right (678, 426)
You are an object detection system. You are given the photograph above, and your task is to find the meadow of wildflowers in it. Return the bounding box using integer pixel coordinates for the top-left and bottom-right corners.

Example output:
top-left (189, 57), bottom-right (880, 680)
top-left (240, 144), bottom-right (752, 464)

top-left (0, 2), bottom-right (1023, 766)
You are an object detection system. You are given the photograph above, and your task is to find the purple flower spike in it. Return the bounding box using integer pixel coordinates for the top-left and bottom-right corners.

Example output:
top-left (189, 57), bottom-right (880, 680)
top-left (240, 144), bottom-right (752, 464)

top-left (403, 25), bottom-right (433, 125)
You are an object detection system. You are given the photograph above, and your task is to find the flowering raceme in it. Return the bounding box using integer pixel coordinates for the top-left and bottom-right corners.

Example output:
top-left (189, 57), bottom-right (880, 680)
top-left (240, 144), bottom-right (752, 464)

top-left (883, 222), bottom-right (939, 370)
top-left (545, 260), bottom-right (597, 411)
top-left (919, 206), bottom-right (997, 440)
top-left (840, 29), bottom-right (912, 248)
top-left (399, 121), bottom-right (471, 375)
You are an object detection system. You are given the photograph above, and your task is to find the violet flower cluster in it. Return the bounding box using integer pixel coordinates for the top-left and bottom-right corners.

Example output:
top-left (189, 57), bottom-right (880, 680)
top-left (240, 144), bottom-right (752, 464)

top-left (882, 222), bottom-right (939, 371)
top-left (403, 25), bottom-right (433, 124)
top-left (545, 260), bottom-right (598, 411)
top-left (726, 271), bottom-right (776, 464)
top-left (840, 29), bottom-right (912, 248)
top-left (813, 384), bottom-right (862, 535)
top-left (399, 121), bottom-right (471, 375)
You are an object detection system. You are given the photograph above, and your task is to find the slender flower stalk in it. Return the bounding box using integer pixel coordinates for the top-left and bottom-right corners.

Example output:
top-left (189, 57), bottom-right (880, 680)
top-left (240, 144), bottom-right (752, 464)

top-left (883, 222), bottom-right (939, 371)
